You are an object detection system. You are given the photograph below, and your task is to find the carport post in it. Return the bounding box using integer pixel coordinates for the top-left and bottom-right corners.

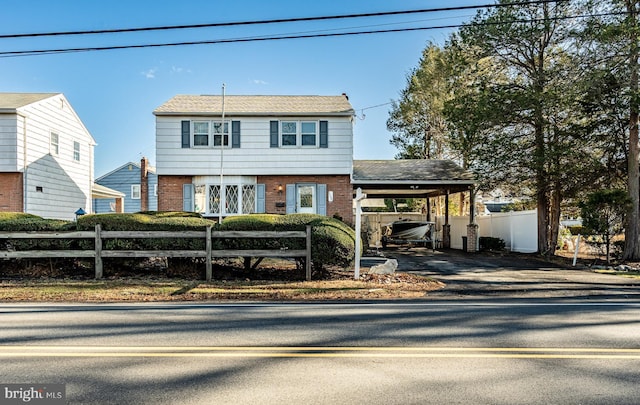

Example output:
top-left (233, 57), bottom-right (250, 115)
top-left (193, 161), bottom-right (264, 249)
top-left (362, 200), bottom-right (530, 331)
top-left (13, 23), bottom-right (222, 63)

top-left (354, 188), bottom-right (366, 280)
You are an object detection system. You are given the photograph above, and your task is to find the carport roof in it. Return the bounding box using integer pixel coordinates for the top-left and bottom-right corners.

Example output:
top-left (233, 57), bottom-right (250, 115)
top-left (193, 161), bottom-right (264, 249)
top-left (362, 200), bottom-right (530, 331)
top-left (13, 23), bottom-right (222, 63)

top-left (352, 159), bottom-right (475, 198)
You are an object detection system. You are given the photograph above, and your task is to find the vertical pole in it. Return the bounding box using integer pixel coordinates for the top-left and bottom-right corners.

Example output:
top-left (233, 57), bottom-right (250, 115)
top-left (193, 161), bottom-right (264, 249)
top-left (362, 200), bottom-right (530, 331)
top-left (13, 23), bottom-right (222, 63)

top-left (219, 84), bottom-right (226, 225)
top-left (572, 234), bottom-right (581, 267)
top-left (305, 225), bottom-right (312, 281)
top-left (94, 224), bottom-right (103, 279)
top-left (354, 188), bottom-right (366, 280)
top-left (205, 225), bottom-right (212, 282)
top-left (445, 190), bottom-right (450, 226)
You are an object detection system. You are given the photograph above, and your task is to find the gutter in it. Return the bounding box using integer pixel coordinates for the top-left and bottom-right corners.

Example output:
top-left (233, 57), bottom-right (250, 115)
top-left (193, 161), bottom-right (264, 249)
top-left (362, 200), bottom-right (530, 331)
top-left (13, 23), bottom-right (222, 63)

top-left (152, 111), bottom-right (356, 117)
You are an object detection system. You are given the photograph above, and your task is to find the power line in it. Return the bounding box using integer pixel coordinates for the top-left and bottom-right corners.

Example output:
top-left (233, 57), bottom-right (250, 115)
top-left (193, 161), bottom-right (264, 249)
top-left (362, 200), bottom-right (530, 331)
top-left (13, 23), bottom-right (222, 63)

top-left (0, 0), bottom-right (568, 39)
top-left (0, 11), bottom-right (623, 59)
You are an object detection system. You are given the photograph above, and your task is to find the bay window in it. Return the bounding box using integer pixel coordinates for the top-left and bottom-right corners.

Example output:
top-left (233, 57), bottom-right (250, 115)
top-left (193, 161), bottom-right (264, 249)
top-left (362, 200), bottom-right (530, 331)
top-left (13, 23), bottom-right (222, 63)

top-left (195, 182), bottom-right (256, 216)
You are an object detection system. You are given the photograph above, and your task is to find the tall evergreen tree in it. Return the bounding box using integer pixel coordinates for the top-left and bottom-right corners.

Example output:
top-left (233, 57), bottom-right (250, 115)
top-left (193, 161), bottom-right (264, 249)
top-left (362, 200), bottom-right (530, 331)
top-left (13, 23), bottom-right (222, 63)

top-left (578, 0), bottom-right (640, 259)
top-left (448, 0), bottom-right (586, 255)
top-left (387, 44), bottom-right (451, 160)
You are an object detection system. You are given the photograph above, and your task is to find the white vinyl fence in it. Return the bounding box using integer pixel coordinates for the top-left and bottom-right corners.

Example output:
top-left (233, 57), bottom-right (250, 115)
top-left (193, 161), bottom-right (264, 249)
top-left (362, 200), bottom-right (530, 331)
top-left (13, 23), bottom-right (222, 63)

top-left (362, 210), bottom-right (538, 253)
top-left (443, 210), bottom-right (538, 253)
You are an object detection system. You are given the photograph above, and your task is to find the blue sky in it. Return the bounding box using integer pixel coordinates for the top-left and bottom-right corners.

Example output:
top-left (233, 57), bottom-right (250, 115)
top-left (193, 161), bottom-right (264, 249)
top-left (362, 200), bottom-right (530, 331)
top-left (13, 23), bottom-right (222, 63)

top-left (1, 0), bottom-right (488, 177)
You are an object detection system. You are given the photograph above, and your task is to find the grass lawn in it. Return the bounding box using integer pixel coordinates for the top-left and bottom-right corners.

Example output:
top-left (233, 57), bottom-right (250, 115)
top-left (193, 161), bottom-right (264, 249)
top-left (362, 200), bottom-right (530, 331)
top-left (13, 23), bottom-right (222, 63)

top-left (0, 276), bottom-right (444, 302)
top-left (0, 257), bottom-right (444, 301)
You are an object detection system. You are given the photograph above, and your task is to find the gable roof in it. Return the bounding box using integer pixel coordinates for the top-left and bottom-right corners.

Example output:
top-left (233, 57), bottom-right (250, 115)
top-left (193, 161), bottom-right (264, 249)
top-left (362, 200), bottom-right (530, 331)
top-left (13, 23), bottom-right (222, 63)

top-left (96, 161), bottom-right (156, 181)
top-left (0, 92), bottom-right (96, 145)
top-left (153, 94), bottom-right (355, 117)
top-left (0, 93), bottom-right (60, 111)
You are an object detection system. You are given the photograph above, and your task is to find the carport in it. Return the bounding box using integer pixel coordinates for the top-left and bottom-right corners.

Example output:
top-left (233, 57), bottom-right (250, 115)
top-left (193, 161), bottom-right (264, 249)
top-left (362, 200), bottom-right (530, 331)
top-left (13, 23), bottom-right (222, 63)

top-left (352, 159), bottom-right (476, 252)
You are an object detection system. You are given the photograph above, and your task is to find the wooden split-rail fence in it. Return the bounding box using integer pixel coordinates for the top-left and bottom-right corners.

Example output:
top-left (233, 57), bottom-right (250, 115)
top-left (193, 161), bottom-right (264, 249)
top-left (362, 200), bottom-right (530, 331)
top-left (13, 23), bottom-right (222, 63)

top-left (0, 225), bottom-right (313, 281)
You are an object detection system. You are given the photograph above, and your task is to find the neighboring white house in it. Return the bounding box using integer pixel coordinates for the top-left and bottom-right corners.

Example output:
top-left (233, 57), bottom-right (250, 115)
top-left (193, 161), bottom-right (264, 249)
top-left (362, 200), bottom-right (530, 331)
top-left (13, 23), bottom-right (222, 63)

top-left (0, 93), bottom-right (96, 220)
top-left (153, 94), bottom-right (356, 224)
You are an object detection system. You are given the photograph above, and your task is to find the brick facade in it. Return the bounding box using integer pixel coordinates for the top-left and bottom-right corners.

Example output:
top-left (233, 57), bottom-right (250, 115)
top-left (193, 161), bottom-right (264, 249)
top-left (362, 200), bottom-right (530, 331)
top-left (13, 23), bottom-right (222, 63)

top-left (258, 175), bottom-right (353, 225)
top-left (466, 223), bottom-right (479, 252)
top-left (157, 175), bottom-right (192, 212)
top-left (159, 174), bottom-right (354, 225)
top-left (0, 172), bottom-right (23, 212)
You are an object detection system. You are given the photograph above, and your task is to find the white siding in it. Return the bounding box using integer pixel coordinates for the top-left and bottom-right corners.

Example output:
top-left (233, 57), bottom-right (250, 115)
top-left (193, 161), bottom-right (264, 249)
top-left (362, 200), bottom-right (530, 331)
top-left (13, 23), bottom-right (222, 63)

top-left (156, 116), bottom-right (353, 176)
top-left (0, 115), bottom-right (20, 171)
top-left (17, 95), bottom-right (95, 220)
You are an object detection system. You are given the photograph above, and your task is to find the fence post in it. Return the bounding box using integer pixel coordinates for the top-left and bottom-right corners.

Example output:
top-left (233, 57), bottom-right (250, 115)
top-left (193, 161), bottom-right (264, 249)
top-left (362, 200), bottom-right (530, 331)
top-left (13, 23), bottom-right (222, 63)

top-left (94, 224), bottom-right (103, 279)
top-left (205, 225), bottom-right (212, 282)
top-left (305, 225), bottom-right (312, 281)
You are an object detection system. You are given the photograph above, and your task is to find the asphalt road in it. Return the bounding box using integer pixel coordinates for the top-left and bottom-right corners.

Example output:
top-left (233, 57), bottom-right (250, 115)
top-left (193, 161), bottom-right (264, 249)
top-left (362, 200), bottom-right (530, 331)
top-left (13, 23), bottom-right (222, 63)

top-left (1, 301), bottom-right (639, 404)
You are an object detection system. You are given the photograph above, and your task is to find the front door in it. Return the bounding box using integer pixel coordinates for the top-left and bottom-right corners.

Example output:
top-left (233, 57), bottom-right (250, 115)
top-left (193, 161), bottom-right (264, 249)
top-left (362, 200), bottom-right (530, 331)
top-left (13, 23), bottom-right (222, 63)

top-left (297, 185), bottom-right (316, 214)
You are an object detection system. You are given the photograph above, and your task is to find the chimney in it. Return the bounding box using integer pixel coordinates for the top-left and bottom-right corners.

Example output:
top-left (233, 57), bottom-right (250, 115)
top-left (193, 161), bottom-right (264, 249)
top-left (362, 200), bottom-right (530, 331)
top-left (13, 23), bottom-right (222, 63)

top-left (141, 157), bottom-right (149, 211)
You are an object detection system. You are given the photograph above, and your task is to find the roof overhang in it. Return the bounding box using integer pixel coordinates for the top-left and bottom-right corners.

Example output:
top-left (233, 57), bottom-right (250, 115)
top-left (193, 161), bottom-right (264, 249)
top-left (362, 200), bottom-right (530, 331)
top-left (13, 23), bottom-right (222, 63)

top-left (92, 183), bottom-right (125, 199)
top-left (153, 111), bottom-right (354, 117)
top-left (352, 159), bottom-right (475, 198)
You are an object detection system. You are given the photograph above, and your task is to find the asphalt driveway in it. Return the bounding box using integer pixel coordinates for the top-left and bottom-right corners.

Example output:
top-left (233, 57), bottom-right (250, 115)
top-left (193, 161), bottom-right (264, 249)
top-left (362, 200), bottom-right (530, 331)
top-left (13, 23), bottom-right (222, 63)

top-left (365, 247), bottom-right (640, 300)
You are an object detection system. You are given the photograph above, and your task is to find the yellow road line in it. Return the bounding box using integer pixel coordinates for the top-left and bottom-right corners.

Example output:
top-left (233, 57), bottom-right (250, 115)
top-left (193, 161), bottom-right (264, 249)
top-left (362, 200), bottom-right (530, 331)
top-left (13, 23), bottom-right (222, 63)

top-left (1, 346), bottom-right (640, 352)
top-left (0, 346), bottom-right (639, 359)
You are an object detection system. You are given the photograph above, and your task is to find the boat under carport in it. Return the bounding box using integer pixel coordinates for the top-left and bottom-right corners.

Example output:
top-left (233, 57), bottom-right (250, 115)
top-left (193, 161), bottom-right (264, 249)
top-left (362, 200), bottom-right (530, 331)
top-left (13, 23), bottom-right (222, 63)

top-left (352, 159), bottom-right (477, 251)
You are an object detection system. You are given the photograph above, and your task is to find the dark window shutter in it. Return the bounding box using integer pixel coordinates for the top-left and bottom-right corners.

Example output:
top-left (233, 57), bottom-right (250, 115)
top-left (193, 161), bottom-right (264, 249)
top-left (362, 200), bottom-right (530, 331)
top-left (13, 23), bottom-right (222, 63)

top-left (232, 121), bottom-right (241, 148)
top-left (317, 184), bottom-right (327, 215)
top-left (183, 184), bottom-right (194, 211)
top-left (319, 121), bottom-right (328, 148)
top-left (270, 121), bottom-right (279, 148)
top-left (181, 121), bottom-right (190, 148)
top-left (286, 184), bottom-right (296, 214)
top-left (256, 184), bottom-right (266, 213)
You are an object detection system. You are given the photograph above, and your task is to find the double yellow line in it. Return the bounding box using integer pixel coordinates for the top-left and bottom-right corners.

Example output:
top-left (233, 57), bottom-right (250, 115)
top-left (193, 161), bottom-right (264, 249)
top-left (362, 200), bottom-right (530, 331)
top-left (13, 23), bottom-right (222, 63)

top-left (1, 346), bottom-right (639, 359)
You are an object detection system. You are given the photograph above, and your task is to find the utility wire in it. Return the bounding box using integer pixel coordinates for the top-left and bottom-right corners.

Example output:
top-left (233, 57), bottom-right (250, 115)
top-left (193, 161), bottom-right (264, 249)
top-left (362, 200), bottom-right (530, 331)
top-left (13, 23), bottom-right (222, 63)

top-left (0, 0), bottom-right (569, 39)
top-left (0, 11), bottom-right (624, 59)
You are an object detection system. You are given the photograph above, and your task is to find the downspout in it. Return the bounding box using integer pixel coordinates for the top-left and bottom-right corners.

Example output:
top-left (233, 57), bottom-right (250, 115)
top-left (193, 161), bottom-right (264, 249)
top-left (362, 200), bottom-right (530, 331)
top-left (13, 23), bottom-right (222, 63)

top-left (16, 111), bottom-right (28, 213)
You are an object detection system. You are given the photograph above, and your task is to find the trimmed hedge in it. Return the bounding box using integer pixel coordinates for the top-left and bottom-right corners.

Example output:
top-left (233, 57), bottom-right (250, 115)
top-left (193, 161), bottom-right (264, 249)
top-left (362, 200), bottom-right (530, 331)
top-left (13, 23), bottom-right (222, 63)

top-left (0, 212), bottom-right (73, 232)
top-left (75, 212), bottom-right (212, 251)
top-left (1, 212), bottom-right (359, 273)
top-left (0, 212), bottom-right (75, 251)
top-left (221, 214), bottom-right (358, 270)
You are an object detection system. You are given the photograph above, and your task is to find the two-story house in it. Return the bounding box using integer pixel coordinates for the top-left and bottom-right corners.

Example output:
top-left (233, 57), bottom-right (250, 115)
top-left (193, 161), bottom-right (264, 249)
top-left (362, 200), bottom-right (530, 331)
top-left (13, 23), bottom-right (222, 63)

top-left (0, 93), bottom-right (95, 220)
top-left (94, 157), bottom-right (158, 213)
top-left (153, 94), bottom-right (355, 224)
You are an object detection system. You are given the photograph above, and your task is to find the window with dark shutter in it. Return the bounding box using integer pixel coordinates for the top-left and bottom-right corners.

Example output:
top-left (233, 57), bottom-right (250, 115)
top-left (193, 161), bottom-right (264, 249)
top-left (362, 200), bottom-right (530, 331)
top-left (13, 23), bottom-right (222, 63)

top-left (181, 121), bottom-right (191, 148)
top-left (232, 121), bottom-right (241, 148)
top-left (319, 120), bottom-right (328, 148)
top-left (270, 121), bottom-right (279, 148)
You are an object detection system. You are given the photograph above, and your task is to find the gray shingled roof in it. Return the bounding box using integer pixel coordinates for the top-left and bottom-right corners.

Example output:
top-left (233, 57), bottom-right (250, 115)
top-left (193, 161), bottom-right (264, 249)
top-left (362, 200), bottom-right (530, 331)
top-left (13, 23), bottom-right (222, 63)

top-left (153, 94), bottom-right (354, 116)
top-left (0, 93), bottom-right (59, 110)
top-left (352, 160), bottom-right (475, 198)
top-left (353, 160), bottom-right (475, 183)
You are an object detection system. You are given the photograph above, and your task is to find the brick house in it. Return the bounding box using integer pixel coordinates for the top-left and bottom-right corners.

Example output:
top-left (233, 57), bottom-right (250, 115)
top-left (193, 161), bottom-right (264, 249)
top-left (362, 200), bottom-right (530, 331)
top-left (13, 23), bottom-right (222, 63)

top-left (153, 94), bottom-right (355, 224)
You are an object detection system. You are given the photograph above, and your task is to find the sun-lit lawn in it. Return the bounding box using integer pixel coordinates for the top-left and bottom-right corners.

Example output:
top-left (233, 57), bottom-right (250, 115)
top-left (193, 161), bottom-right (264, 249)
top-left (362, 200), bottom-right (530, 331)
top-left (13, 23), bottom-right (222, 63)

top-left (0, 275), bottom-right (444, 302)
top-left (593, 270), bottom-right (640, 279)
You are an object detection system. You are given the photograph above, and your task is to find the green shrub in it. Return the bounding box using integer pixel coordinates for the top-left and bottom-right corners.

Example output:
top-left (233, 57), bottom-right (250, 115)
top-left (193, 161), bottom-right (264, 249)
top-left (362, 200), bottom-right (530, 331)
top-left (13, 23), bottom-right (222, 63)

top-left (0, 212), bottom-right (74, 251)
top-left (76, 212), bottom-right (212, 251)
top-left (479, 236), bottom-right (506, 251)
top-left (2, 211), bottom-right (359, 276)
top-left (567, 225), bottom-right (586, 236)
top-left (221, 214), bottom-right (358, 271)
